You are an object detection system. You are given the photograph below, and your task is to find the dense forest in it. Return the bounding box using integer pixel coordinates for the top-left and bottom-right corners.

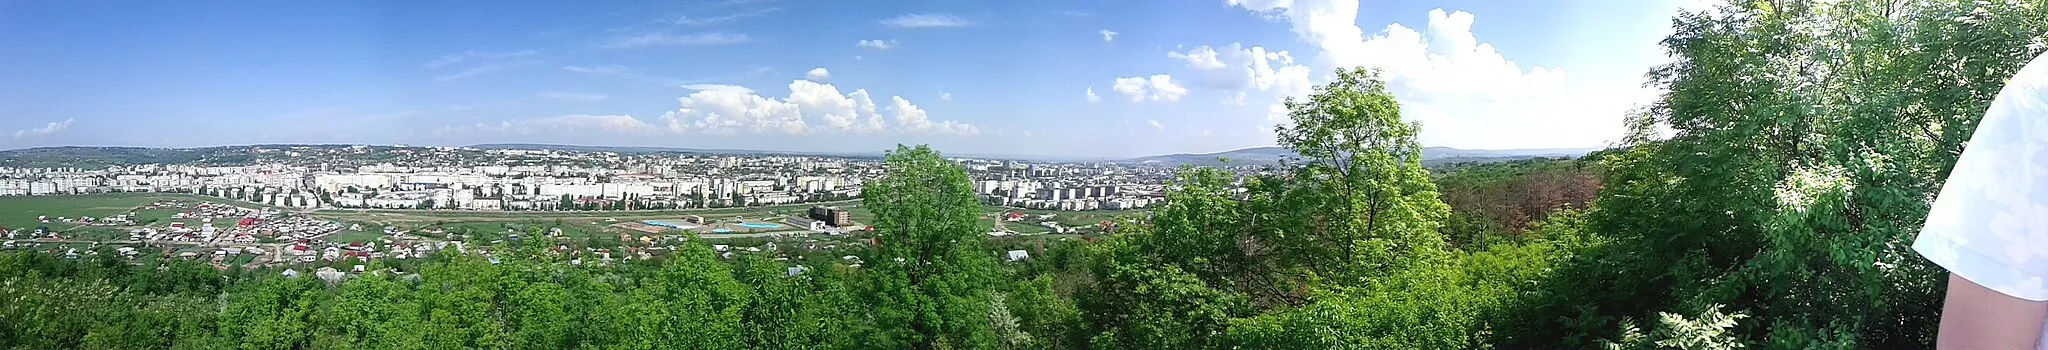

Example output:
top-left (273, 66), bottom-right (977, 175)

top-left (4, 1), bottom-right (2048, 348)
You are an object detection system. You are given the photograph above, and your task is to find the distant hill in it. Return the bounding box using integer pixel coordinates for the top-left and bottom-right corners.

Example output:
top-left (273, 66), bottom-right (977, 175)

top-left (0, 146), bottom-right (264, 168)
top-left (1122, 147), bottom-right (1298, 166)
top-left (468, 143), bottom-right (1090, 161)
top-left (466, 143), bottom-right (875, 157)
top-left (1122, 146), bottom-right (1603, 167)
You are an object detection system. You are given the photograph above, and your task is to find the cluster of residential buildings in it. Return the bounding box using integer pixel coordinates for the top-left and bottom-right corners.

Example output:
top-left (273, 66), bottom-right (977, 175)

top-left (973, 180), bottom-right (1162, 211)
top-left (121, 202), bottom-right (343, 244)
top-left (1, 145), bottom-right (1194, 214)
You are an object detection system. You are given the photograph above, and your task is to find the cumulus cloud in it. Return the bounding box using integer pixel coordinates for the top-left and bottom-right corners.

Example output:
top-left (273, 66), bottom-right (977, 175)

top-left (661, 79), bottom-right (976, 136)
top-left (538, 91), bottom-right (610, 102)
top-left (806, 67), bottom-right (831, 82)
top-left (1086, 88), bottom-right (1102, 103)
top-left (436, 115), bottom-right (658, 136)
top-left (939, 92), bottom-right (952, 101)
top-left (13, 118), bottom-right (73, 138)
top-left (879, 13), bottom-right (974, 28)
top-left (1266, 102), bottom-right (1293, 126)
top-left (1228, 1), bottom-right (1630, 148)
top-left (1168, 46), bottom-right (1229, 70)
top-left (886, 96), bottom-right (980, 135)
top-left (1111, 75), bottom-right (1189, 102)
top-left (598, 31), bottom-right (752, 49)
top-left (1099, 30), bottom-right (1118, 43)
top-left (680, 84), bottom-right (756, 94)
top-left (1223, 91), bottom-right (1248, 106)
top-left (1167, 44), bottom-right (1314, 98)
top-left (1147, 119), bottom-right (1165, 133)
top-left (857, 39), bottom-right (899, 50)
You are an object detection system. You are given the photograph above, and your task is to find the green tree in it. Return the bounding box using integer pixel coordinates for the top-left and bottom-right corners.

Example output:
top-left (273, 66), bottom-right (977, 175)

top-left (651, 241), bottom-right (752, 348)
top-left (861, 144), bottom-right (1000, 349)
top-left (1263, 67), bottom-right (1452, 284)
top-left (1510, 1), bottom-right (2048, 347)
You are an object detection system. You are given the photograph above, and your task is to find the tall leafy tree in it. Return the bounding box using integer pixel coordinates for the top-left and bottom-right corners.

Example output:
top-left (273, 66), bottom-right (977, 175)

top-left (861, 144), bottom-right (999, 349)
top-left (1262, 67), bottom-right (1453, 284)
top-left (1510, 0), bottom-right (2048, 347)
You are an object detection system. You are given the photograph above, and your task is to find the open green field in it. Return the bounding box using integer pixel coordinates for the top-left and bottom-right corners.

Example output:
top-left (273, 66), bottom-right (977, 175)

top-left (325, 230), bottom-right (384, 243)
top-left (130, 207), bottom-right (191, 225)
top-left (0, 194), bottom-right (174, 230)
top-left (60, 226), bottom-right (134, 241)
top-left (407, 219), bottom-right (631, 244)
top-left (981, 205), bottom-right (1145, 227)
top-left (0, 192), bottom-right (305, 231)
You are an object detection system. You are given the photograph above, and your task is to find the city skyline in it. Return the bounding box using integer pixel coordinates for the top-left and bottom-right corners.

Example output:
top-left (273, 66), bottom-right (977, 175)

top-left (1, 0), bottom-right (1708, 158)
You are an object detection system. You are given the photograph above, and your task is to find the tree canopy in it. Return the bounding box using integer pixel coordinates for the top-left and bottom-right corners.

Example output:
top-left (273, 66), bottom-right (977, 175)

top-left (3, 1), bottom-right (2046, 348)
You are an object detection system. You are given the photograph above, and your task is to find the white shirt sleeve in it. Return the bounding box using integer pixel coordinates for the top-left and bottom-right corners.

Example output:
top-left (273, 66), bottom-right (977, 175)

top-left (1914, 52), bottom-right (2048, 301)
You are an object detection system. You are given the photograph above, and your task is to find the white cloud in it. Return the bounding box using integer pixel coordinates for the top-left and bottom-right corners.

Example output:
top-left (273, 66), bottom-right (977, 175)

top-left (1099, 29), bottom-right (1119, 43)
top-left (1111, 74), bottom-right (1188, 102)
top-left (598, 31), bottom-right (752, 49)
top-left (538, 91), bottom-right (610, 102)
top-left (424, 50), bottom-right (536, 68)
top-left (1228, 2), bottom-right (1634, 148)
top-left (435, 60), bottom-right (536, 82)
top-left (13, 118), bottom-right (73, 138)
top-left (437, 115), bottom-right (658, 136)
top-left (1266, 102), bottom-right (1292, 125)
top-left (879, 13), bottom-right (974, 28)
top-left (668, 7), bottom-right (780, 26)
top-left (662, 79), bottom-right (975, 136)
top-left (1168, 46), bottom-right (1229, 70)
top-left (1168, 43), bottom-right (1313, 97)
top-left (1147, 119), bottom-right (1165, 133)
top-left (680, 84), bottom-right (755, 94)
top-left (1086, 88), bottom-right (1102, 103)
top-left (427, 50), bottom-right (539, 82)
top-left (939, 92), bottom-right (952, 101)
top-left (857, 39), bottom-right (899, 50)
top-left (1223, 91), bottom-right (1248, 106)
top-left (662, 87), bottom-right (803, 134)
top-left (567, 65), bottom-right (703, 86)
top-left (806, 67), bottom-right (831, 82)
top-left (886, 96), bottom-right (978, 135)
top-left (562, 65), bottom-right (629, 75)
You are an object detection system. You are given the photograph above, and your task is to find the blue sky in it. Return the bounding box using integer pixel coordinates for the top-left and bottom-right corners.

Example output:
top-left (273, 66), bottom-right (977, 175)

top-left (0, 0), bottom-right (1709, 158)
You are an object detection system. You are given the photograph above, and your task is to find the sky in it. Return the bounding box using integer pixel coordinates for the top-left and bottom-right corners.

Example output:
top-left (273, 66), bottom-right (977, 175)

top-left (0, 0), bottom-right (1712, 158)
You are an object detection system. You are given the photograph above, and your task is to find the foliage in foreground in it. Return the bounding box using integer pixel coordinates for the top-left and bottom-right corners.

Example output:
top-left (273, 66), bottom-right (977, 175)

top-left (3, 1), bottom-right (2047, 348)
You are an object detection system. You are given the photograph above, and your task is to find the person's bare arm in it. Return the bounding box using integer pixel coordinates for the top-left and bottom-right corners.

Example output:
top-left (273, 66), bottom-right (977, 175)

top-left (1939, 273), bottom-right (2048, 349)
